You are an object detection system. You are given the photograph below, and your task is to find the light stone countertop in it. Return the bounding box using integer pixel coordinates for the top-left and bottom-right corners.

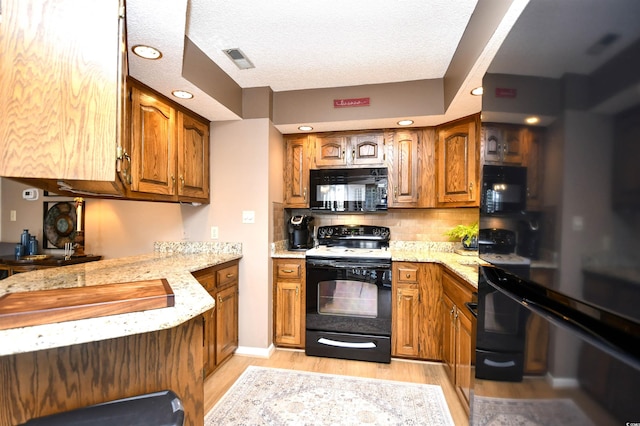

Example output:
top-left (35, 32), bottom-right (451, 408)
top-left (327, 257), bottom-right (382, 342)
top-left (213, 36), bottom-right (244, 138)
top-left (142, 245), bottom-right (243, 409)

top-left (0, 243), bottom-right (242, 356)
top-left (271, 241), bottom-right (483, 289)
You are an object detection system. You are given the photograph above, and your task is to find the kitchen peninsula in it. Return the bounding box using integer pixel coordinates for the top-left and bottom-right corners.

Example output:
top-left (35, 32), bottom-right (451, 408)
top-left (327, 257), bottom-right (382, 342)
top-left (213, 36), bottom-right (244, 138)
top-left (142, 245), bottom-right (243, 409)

top-left (0, 242), bottom-right (241, 426)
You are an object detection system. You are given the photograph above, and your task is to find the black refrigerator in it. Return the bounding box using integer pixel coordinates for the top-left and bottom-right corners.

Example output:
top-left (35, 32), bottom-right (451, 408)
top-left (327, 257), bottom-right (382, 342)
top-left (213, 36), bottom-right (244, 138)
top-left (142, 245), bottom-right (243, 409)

top-left (472, 0), bottom-right (640, 424)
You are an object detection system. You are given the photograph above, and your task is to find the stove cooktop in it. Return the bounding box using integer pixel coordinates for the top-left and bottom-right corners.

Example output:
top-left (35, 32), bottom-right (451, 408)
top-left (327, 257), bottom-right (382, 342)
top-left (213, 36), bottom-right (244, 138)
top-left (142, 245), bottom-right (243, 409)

top-left (481, 253), bottom-right (531, 266)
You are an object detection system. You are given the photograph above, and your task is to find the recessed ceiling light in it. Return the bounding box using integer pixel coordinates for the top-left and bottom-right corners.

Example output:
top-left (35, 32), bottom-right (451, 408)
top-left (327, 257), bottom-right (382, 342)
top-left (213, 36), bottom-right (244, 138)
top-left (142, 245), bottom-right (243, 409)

top-left (471, 86), bottom-right (483, 96)
top-left (525, 116), bottom-right (540, 124)
top-left (172, 90), bottom-right (193, 99)
top-left (397, 120), bottom-right (414, 126)
top-left (132, 45), bottom-right (162, 60)
top-left (298, 125), bottom-right (313, 131)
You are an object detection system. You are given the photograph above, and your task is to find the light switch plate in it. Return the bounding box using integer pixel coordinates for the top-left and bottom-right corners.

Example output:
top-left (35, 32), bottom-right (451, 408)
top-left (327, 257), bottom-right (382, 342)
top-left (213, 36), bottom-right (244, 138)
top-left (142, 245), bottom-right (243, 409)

top-left (242, 210), bottom-right (255, 224)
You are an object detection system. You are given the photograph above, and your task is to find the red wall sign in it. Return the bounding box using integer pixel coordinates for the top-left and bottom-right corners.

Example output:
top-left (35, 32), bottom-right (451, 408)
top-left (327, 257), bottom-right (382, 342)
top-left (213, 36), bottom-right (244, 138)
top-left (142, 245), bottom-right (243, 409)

top-left (495, 88), bottom-right (517, 98)
top-left (333, 97), bottom-right (370, 108)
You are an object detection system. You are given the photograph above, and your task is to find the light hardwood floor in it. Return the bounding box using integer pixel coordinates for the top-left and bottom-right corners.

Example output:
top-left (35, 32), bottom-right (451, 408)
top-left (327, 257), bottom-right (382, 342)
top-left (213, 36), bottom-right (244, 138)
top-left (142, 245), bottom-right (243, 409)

top-left (204, 349), bottom-right (469, 425)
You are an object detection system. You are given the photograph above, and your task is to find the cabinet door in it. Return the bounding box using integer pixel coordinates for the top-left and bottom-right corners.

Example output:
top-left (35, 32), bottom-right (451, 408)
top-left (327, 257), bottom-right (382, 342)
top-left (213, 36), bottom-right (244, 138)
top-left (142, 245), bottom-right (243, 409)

top-left (177, 112), bottom-right (209, 201)
top-left (0, 0), bottom-right (122, 181)
top-left (284, 136), bottom-right (310, 207)
top-left (275, 281), bottom-right (303, 346)
top-left (441, 293), bottom-right (456, 376)
top-left (349, 133), bottom-right (385, 165)
top-left (393, 283), bottom-right (420, 357)
top-left (314, 134), bottom-right (348, 167)
top-left (203, 305), bottom-right (216, 376)
top-left (130, 87), bottom-right (176, 195)
top-left (215, 284), bottom-right (238, 366)
top-left (437, 116), bottom-right (478, 206)
top-left (502, 127), bottom-right (524, 164)
top-left (388, 130), bottom-right (420, 207)
top-left (456, 307), bottom-right (473, 406)
top-left (523, 128), bottom-right (544, 209)
top-left (482, 126), bottom-right (503, 163)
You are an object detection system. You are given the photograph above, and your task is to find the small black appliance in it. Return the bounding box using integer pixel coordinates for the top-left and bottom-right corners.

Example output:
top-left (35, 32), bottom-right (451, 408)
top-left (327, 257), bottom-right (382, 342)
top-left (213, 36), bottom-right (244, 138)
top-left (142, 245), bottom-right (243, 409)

top-left (288, 215), bottom-right (314, 250)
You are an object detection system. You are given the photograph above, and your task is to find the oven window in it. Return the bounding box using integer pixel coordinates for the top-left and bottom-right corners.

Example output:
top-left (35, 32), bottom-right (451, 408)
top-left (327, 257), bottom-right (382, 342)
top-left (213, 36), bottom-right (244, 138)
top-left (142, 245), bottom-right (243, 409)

top-left (482, 292), bottom-right (520, 334)
top-left (317, 280), bottom-right (377, 317)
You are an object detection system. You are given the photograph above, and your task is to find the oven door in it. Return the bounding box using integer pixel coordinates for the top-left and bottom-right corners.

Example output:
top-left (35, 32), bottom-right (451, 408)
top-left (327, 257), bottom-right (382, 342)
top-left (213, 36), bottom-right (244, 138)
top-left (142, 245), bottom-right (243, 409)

top-left (305, 257), bottom-right (392, 363)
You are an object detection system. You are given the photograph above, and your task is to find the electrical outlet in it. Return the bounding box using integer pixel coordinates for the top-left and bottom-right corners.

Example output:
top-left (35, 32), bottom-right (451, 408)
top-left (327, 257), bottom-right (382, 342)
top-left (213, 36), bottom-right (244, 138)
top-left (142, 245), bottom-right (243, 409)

top-left (211, 226), bottom-right (219, 239)
top-left (10, 210), bottom-right (16, 221)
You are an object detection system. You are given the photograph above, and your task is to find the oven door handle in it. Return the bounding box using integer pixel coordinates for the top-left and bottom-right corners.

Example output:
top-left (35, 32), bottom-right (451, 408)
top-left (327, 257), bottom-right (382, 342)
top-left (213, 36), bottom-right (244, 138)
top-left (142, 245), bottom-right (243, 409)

top-left (317, 338), bottom-right (377, 349)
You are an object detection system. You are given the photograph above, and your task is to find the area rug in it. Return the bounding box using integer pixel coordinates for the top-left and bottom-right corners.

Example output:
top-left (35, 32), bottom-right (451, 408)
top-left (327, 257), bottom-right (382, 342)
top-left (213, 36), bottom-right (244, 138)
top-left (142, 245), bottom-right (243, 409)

top-left (205, 366), bottom-right (455, 425)
top-left (472, 396), bottom-right (594, 426)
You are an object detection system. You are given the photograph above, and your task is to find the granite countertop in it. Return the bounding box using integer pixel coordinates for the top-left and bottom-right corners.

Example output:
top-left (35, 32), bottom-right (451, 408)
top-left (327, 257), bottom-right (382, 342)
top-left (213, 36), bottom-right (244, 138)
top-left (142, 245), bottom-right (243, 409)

top-left (271, 241), bottom-right (483, 289)
top-left (0, 242), bottom-right (242, 356)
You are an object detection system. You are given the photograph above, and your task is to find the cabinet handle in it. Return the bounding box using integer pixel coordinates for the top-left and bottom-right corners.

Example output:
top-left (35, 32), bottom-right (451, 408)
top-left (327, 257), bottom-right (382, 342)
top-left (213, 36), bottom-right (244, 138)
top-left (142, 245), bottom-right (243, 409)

top-left (171, 175), bottom-right (176, 188)
top-left (351, 148), bottom-right (356, 162)
top-left (469, 181), bottom-right (473, 197)
top-left (282, 269), bottom-right (294, 273)
top-left (226, 273), bottom-right (234, 278)
top-left (180, 175), bottom-right (185, 189)
top-left (303, 187), bottom-right (307, 202)
top-left (394, 186), bottom-right (398, 202)
top-left (296, 286), bottom-right (299, 297)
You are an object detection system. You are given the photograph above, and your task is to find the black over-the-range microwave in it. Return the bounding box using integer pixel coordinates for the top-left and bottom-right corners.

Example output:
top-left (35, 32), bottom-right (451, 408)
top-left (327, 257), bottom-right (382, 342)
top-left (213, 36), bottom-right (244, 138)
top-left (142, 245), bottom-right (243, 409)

top-left (309, 167), bottom-right (388, 212)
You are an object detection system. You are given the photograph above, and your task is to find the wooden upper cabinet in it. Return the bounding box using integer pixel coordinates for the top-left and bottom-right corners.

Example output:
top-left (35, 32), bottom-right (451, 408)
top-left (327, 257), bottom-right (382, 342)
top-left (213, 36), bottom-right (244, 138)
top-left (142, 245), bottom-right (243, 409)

top-left (177, 112), bottom-right (210, 200)
top-left (0, 0), bottom-right (126, 186)
top-left (482, 124), bottom-right (524, 165)
top-left (312, 132), bottom-right (385, 167)
top-left (313, 134), bottom-right (348, 167)
top-left (130, 87), bottom-right (177, 196)
top-left (387, 130), bottom-right (420, 207)
top-left (129, 82), bottom-right (210, 203)
top-left (348, 133), bottom-right (385, 165)
top-left (284, 135), bottom-right (310, 207)
top-left (437, 115), bottom-right (479, 207)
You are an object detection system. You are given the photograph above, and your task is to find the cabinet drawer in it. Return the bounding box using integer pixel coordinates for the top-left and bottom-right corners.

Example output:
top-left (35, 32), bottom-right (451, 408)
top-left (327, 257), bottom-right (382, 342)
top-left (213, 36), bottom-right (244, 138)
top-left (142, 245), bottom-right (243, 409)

top-left (397, 266), bottom-right (419, 283)
top-left (193, 270), bottom-right (216, 292)
top-left (277, 263), bottom-right (302, 279)
top-left (217, 264), bottom-right (239, 288)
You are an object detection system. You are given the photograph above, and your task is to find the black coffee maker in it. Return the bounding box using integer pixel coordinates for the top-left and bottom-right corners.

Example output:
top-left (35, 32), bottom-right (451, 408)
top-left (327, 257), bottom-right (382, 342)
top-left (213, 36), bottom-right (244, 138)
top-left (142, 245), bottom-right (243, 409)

top-left (288, 215), bottom-right (314, 250)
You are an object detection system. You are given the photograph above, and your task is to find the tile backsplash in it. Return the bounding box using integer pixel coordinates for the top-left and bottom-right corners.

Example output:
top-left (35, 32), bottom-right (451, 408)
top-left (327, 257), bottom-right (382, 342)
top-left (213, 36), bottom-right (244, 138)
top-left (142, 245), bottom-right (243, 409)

top-left (274, 205), bottom-right (479, 243)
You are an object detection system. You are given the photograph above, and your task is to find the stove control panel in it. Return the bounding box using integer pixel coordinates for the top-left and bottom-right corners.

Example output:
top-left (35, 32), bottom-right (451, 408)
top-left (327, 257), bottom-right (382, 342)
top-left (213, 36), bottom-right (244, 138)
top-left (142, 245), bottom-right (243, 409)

top-left (316, 225), bottom-right (390, 241)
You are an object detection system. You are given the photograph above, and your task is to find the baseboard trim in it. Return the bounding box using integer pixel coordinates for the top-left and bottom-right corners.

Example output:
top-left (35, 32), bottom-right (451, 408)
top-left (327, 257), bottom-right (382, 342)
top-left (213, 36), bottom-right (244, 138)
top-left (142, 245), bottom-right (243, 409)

top-left (234, 344), bottom-right (276, 358)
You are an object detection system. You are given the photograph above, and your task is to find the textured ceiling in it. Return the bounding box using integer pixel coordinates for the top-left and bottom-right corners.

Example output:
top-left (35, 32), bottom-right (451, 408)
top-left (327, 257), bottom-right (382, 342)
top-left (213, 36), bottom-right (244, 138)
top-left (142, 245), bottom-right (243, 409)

top-left (185, 0), bottom-right (477, 92)
top-left (126, 0), bottom-right (640, 131)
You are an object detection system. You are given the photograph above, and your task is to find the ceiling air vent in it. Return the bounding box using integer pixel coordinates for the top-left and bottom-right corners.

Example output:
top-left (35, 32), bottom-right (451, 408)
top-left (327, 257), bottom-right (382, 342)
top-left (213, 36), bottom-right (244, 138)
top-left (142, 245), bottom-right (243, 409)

top-left (224, 48), bottom-right (255, 70)
top-left (586, 33), bottom-right (620, 55)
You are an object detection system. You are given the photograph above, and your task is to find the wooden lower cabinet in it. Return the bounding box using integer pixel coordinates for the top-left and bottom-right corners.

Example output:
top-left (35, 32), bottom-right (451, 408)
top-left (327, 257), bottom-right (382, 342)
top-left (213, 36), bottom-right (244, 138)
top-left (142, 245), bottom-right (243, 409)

top-left (192, 260), bottom-right (239, 377)
top-left (273, 259), bottom-right (305, 348)
top-left (441, 268), bottom-right (476, 412)
top-left (392, 262), bottom-right (442, 360)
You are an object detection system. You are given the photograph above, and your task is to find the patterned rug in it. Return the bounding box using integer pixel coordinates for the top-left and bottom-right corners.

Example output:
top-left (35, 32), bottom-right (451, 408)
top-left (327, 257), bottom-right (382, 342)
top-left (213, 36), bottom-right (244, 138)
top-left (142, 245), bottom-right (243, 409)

top-left (472, 396), bottom-right (594, 426)
top-left (205, 366), bottom-right (455, 425)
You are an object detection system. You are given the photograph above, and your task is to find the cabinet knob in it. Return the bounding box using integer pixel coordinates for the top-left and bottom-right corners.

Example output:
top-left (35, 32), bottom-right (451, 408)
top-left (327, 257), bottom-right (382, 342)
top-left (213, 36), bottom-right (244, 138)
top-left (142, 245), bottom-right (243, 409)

top-left (406, 273), bottom-right (411, 279)
top-left (180, 175), bottom-right (185, 189)
top-left (171, 175), bottom-right (176, 187)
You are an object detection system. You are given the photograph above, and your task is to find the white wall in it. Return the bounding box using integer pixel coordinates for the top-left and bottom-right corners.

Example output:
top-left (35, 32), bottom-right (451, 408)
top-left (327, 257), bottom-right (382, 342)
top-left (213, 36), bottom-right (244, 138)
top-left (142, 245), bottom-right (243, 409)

top-left (207, 118), bottom-right (277, 351)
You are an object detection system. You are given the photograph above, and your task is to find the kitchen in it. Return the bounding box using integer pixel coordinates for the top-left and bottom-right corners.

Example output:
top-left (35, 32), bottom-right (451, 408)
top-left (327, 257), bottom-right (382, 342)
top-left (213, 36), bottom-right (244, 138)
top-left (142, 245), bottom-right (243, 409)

top-left (1, 0), bottom-right (640, 425)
